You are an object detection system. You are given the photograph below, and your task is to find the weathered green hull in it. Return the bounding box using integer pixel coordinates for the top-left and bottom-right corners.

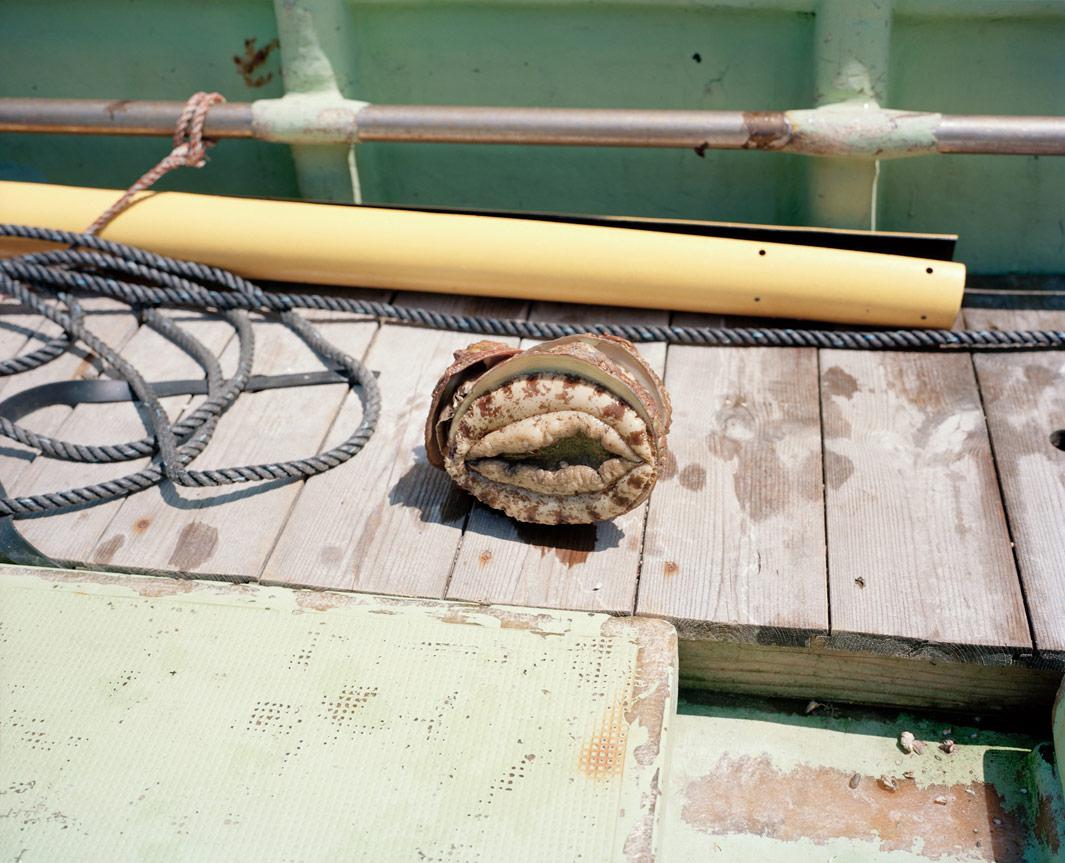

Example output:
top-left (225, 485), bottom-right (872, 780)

top-left (2, 0), bottom-right (1063, 273)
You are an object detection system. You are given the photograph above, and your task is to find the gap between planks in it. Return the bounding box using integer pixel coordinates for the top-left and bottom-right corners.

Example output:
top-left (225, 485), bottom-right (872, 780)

top-left (260, 291), bottom-right (530, 596)
top-left (964, 308), bottom-right (1065, 659)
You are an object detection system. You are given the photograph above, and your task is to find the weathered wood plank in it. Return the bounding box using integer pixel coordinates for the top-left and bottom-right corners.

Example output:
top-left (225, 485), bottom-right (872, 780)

top-left (0, 300), bottom-right (65, 399)
top-left (965, 308), bottom-right (1065, 656)
top-left (637, 319), bottom-right (827, 642)
top-left (262, 293), bottom-right (526, 597)
top-left (447, 303), bottom-right (667, 614)
top-left (679, 639), bottom-right (1062, 713)
top-left (821, 350), bottom-right (1029, 656)
top-left (85, 305), bottom-right (382, 577)
top-left (14, 312), bottom-right (239, 564)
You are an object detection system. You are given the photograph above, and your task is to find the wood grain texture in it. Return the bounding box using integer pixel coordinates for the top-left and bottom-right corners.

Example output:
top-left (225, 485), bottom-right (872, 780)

top-left (0, 300), bottom-right (65, 399)
top-left (821, 350), bottom-right (1029, 654)
top-left (85, 306), bottom-right (381, 577)
top-left (446, 303), bottom-right (667, 614)
top-left (15, 312), bottom-right (239, 564)
top-left (679, 639), bottom-right (1062, 713)
top-left (965, 309), bottom-right (1065, 655)
top-left (637, 317), bottom-right (827, 642)
top-left (261, 292), bottom-right (526, 597)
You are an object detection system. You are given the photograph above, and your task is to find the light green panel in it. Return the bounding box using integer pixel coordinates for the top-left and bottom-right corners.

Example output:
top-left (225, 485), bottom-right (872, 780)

top-left (665, 698), bottom-right (1065, 861)
top-left (347, 3), bottom-right (813, 224)
top-left (880, 13), bottom-right (1065, 272)
top-left (0, 0), bottom-right (299, 197)
top-left (0, 567), bottom-right (676, 860)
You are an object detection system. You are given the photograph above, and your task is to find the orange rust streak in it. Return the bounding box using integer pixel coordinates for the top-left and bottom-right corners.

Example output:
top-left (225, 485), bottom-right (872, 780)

top-left (578, 699), bottom-right (628, 779)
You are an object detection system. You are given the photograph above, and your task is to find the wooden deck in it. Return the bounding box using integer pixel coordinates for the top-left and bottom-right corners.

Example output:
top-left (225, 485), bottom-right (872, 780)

top-left (2, 291), bottom-right (1063, 712)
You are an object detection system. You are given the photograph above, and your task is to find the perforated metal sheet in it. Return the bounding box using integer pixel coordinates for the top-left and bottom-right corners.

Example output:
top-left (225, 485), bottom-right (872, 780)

top-left (0, 566), bottom-right (675, 862)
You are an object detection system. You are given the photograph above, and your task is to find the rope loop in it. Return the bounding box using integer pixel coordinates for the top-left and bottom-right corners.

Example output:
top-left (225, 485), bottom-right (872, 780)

top-left (84, 91), bottom-right (226, 236)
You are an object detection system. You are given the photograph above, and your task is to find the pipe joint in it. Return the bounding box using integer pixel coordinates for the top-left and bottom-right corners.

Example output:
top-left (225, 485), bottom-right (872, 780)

top-left (785, 102), bottom-right (941, 159)
top-left (251, 93), bottom-right (370, 145)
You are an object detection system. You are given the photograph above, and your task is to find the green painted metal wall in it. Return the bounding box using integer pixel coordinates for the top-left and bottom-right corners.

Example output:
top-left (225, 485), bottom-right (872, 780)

top-left (1, 0), bottom-right (1063, 272)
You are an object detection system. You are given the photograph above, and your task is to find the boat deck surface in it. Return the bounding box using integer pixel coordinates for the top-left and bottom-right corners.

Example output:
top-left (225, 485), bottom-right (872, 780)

top-left (2, 289), bottom-right (1063, 711)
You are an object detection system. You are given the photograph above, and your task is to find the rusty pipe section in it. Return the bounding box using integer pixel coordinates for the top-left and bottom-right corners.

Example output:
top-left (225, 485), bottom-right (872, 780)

top-left (1, 98), bottom-right (1064, 157)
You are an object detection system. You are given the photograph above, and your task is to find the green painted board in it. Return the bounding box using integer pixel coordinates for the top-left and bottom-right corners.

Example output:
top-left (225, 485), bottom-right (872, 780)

top-left (0, 566), bottom-right (676, 861)
top-left (665, 697), bottom-right (1065, 862)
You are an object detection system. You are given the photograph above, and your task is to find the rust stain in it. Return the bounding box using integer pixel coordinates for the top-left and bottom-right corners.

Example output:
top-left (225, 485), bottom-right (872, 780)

top-left (578, 699), bottom-right (628, 779)
top-left (93, 534), bottom-right (125, 565)
top-left (678, 463), bottom-right (706, 492)
top-left (73, 354), bottom-right (97, 379)
top-left (742, 111), bottom-right (790, 149)
top-left (663, 560), bottom-right (680, 579)
top-left (104, 99), bottom-right (131, 118)
top-left (167, 521), bottom-right (219, 572)
top-left (478, 549), bottom-right (492, 566)
top-left (233, 36), bottom-right (279, 88)
top-left (659, 449), bottom-right (678, 480)
top-left (133, 517), bottom-right (151, 534)
top-left (823, 366), bottom-right (860, 400)
top-left (681, 755), bottom-right (1026, 861)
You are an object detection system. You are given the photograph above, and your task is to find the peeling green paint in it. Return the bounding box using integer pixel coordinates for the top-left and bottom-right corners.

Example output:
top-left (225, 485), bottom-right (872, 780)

top-left (787, 103), bottom-right (941, 158)
top-left (667, 696), bottom-right (1065, 862)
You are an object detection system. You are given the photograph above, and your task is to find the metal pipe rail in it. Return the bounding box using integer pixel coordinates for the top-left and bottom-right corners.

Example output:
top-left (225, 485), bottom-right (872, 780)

top-left (1, 98), bottom-right (1064, 157)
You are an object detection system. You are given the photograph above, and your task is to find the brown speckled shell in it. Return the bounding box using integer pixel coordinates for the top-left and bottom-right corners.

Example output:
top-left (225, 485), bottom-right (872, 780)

top-left (424, 341), bottom-right (520, 468)
top-left (423, 333), bottom-right (671, 524)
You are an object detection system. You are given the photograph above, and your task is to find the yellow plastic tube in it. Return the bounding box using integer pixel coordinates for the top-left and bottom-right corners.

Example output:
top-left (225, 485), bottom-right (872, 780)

top-left (0, 181), bottom-right (964, 327)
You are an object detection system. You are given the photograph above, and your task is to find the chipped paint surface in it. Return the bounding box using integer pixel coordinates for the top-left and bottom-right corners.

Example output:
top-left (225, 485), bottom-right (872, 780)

top-left (662, 697), bottom-right (1065, 862)
top-left (786, 103), bottom-right (942, 159)
top-left (0, 565), bottom-right (675, 861)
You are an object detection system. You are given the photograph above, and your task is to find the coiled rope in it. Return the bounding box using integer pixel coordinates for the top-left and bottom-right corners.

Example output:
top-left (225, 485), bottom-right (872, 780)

top-left (2, 224), bottom-right (1064, 518)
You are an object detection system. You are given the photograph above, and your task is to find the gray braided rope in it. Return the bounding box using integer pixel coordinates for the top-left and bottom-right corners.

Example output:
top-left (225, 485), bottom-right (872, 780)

top-left (1, 223), bottom-right (1062, 518)
top-left (3, 224), bottom-right (1063, 352)
top-left (1, 226), bottom-right (381, 517)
